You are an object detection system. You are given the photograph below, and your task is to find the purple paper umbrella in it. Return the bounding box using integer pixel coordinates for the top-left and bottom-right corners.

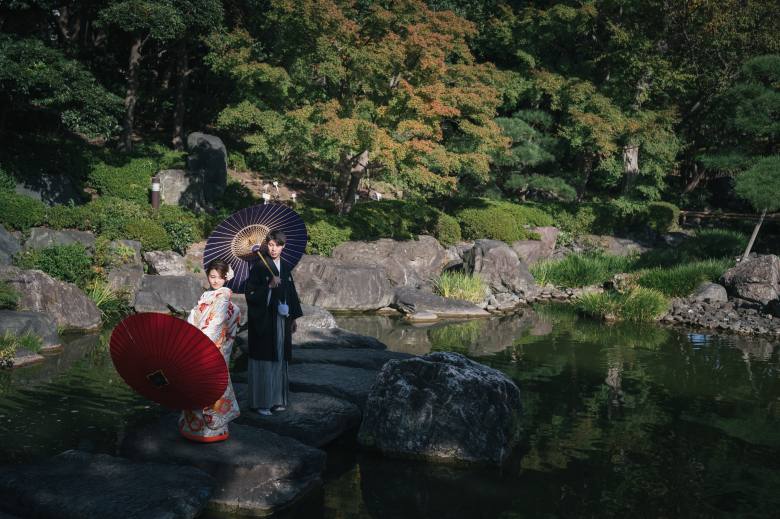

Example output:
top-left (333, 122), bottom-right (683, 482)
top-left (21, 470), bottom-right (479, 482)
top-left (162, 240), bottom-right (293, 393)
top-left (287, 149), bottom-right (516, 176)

top-left (203, 204), bottom-right (307, 293)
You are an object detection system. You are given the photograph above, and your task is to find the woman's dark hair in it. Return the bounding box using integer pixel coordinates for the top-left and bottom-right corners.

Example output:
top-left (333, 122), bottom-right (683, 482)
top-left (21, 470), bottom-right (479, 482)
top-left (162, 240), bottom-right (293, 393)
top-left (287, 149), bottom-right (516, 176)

top-left (206, 258), bottom-right (230, 279)
top-left (267, 229), bottom-right (286, 246)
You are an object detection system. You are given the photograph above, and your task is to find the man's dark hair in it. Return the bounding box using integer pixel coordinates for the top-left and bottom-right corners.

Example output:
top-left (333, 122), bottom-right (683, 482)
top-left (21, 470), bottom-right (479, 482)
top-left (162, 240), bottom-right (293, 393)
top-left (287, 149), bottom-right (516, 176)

top-left (267, 229), bottom-right (286, 246)
top-left (206, 258), bottom-right (230, 279)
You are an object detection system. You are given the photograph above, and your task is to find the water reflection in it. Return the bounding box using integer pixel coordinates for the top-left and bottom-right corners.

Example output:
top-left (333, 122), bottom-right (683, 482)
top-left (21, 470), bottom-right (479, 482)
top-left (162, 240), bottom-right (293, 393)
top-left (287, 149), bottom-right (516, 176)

top-left (333, 305), bottom-right (780, 518)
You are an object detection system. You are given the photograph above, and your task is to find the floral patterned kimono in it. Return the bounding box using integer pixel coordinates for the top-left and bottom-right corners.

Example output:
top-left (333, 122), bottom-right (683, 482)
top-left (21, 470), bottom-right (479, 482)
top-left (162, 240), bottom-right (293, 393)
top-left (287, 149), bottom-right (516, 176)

top-left (179, 286), bottom-right (241, 442)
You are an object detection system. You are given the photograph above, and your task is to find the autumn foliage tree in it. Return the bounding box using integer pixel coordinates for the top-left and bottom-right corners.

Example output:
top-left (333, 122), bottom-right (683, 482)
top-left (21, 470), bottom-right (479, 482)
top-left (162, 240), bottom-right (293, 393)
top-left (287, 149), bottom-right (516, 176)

top-left (206, 0), bottom-right (510, 211)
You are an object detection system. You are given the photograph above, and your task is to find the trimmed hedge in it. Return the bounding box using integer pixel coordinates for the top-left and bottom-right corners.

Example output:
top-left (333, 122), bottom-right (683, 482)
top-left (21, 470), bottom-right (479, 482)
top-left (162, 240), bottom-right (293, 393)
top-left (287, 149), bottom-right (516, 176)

top-left (433, 211), bottom-right (461, 246)
top-left (456, 199), bottom-right (552, 242)
top-left (646, 201), bottom-right (680, 234)
top-left (0, 191), bottom-right (47, 231)
top-left (124, 219), bottom-right (171, 252)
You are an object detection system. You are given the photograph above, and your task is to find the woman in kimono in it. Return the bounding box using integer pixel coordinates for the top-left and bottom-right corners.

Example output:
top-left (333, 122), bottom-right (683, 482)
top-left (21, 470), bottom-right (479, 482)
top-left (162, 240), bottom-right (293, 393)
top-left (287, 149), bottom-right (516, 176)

top-left (245, 230), bottom-right (303, 415)
top-left (179, 258), bottom-right (241, 442)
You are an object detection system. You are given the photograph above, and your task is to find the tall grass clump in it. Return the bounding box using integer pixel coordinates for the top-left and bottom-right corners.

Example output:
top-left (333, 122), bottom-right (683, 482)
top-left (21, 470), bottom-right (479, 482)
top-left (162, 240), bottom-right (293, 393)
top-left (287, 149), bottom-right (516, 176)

top-left (636, 259), bottom-right (733, 297)
top-left (432, 271), bottom-right (488, 304)
top-left (575, 287), bottom-right (668, 322)
top-left (1, 331), bottom-right (43, 368)
top-left (86, 279), bottom-right (131, 324)
top-left (531, 253), bottom-right (637, 288)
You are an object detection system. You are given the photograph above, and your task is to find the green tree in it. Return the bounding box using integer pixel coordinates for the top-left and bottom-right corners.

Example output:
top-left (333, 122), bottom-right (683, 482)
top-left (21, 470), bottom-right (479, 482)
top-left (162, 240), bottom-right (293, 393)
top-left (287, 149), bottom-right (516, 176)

top-left (207, 0), bottom-right (510, 210)
top-left (0, 35), bottom-right (122, 139)
top-left (699, 54), bottom-right (779, 258)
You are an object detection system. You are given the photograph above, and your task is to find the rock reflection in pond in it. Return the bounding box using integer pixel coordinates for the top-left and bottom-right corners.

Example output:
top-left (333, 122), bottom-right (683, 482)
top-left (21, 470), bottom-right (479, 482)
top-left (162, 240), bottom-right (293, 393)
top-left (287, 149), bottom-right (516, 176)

top-left (336, 308), bottom-right (551, 357)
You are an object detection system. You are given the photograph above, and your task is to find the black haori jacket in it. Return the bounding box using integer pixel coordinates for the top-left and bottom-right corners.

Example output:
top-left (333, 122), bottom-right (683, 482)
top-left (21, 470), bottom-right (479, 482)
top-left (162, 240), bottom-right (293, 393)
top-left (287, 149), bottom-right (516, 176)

top-left (245, 255), bottom-right (303, 361)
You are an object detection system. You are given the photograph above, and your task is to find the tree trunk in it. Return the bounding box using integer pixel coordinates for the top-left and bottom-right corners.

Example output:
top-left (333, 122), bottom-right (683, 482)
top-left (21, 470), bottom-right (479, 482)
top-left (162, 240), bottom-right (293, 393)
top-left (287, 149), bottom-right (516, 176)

top-left (621, 145), bottom-right (639, 194)
top-left (576, 155), bottom-right (593, 201)
top-left (171, 39), bottom-right (188, 151)
top-left (119, 34), bottom-right (143, 153)
top-left (683, 162), bottom-right (706, 193)
top-left (339, 150), bottom-right (369, 214)
top-left (741, 207), bottom-right (767, 261)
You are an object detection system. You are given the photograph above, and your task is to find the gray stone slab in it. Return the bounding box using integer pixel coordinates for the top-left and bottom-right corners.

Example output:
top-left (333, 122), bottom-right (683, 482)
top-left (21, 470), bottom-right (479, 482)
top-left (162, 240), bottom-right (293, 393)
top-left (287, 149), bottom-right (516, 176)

top-left (24, 228), bottom-right (95, 251)
top-left (235, 389), bottom-right (361, 447)
top-left (0, 225), bottom-right (20, 266)
top-left (122, 414), bottom-right (326, 517)
top-left (291, 347), bottom-right (412, 370)
top-left (0, 450), bottom-right (214, 519)
top-left (289, 363), bottom-right (379, 410)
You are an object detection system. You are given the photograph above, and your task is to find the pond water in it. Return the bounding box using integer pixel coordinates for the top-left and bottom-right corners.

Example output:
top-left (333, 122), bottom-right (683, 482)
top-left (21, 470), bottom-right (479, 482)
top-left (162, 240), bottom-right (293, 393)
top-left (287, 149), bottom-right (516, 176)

top-left (1, 306), bottom-right (778, 518)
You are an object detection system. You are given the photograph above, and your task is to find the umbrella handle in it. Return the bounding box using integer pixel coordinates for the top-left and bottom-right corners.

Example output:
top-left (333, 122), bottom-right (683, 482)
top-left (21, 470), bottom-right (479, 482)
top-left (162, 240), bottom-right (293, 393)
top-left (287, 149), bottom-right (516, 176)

top-left (251, 245), bottom-right (276, 277)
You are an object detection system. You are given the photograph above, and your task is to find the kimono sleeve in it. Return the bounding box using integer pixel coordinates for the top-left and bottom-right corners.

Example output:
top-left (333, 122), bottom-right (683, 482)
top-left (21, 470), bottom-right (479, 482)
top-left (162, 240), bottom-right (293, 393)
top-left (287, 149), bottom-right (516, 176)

top-left (288, 274), bottom-right (303, 320)
top-left (200, 296), bottom-right (230, 346)
top-left (244, 263), bottom-right (269, 309)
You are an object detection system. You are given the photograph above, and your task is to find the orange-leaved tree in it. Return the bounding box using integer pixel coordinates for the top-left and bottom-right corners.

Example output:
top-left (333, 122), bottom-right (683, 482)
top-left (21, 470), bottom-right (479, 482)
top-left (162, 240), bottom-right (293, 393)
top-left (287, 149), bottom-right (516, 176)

top-left (206, 0), bottom-right (510, 211)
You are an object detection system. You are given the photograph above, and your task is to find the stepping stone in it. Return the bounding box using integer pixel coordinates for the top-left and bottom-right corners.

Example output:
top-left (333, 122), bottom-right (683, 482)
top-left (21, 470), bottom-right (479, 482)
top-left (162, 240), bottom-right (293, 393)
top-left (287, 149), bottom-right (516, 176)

top-left (235, 389), bottom-right (361, 447)
top-left (291, 347), bottom-right (412, 371)
top-left (289, 363), bottom-right (379, 410)
top-left (294, 327), bottom-right (388, 350)
top-left (0, 450), bottom-right (214, 519)
top-left (122, 414), bottom-right (326, 517)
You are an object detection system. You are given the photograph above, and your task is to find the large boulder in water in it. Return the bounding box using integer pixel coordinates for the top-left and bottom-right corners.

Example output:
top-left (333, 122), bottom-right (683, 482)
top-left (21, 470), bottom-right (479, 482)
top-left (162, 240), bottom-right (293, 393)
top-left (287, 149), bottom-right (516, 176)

top-left (720, 254), bottom-right (780, 306)
top-left (331, 236), bottom-right (448, 287)
top-left (294, 255), bottom-right (394, 311)
top-left (358, 352), bottom-right (522, 465)
top-left (463, 240), bottom-right (536, 298)
top-left (393, 286), bottom-right (489, 318)
top-left (0, 266), bottom-right (101, 332)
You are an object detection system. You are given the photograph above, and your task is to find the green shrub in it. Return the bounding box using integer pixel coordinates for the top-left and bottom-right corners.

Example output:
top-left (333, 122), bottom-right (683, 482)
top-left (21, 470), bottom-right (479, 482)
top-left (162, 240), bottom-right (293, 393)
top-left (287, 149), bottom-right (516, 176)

top-left (83, 197), bottom-right (147, 239)
top-left (575, 287), bottom-right (668, 322)
top-left (349, 200), bottom-right (439, 240)
top-left (156, 205), bottom-right (201, 254)
top-left (552, 204), bottom-right (598, 245)
top-left (0, 167), bottom-right (15, 191)
top-left (45, 203), bottom-right (91, 230)
top-left (531, 253), bottom-right (638, 288)
top-left (124, 219), bottom-right (171, 251)
top-left (432, 271), bottom-right (488, 304)
top-left (14, 243), bottom-right (93, 287)
top-left (456, 199), bottom-right (552, 242)
top-left (645, 201), bottom-right (680, 234)
top-left (681, 229), bottom-right (748, 260)
top-left (87, 158), bottom-right (153, 204)
top-left (434, 211), bottom-right (462, 246)
top-left (305, 219), bottom-right (352, 256)
top-left (228, 150), bottom-right (248, 171)
top-left (636, 259), bottom-right (732, 297)
top-left (0, 282), bottom-right (19, 310)
top-left (0, 191), bottom-right (46, 231)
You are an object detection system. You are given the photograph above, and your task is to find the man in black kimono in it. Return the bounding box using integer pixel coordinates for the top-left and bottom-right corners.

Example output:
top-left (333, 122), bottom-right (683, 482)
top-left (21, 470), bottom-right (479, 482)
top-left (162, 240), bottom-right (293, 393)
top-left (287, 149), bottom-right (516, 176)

top-left (245, 230), bottom-right (303, 415)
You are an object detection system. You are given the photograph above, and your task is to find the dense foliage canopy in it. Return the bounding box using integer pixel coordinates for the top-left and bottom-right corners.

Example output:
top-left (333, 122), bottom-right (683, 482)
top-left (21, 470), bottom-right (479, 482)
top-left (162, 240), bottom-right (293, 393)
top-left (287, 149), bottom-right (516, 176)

top-left (1, 0), bottom-right (778, 211)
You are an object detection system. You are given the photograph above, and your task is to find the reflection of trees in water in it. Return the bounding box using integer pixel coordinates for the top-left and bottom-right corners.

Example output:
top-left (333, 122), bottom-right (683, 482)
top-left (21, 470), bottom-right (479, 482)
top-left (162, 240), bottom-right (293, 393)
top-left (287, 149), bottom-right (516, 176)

top-left (480, 305), bottom-right (780, 517)
top-left (330, 306), bottom-right (779, 517)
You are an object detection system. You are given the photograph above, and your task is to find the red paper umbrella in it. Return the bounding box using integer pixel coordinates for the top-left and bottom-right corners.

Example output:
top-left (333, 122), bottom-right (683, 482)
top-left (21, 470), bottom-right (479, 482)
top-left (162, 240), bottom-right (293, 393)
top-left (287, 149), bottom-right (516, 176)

top-left (109, 313), bottom-right (228, 410)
